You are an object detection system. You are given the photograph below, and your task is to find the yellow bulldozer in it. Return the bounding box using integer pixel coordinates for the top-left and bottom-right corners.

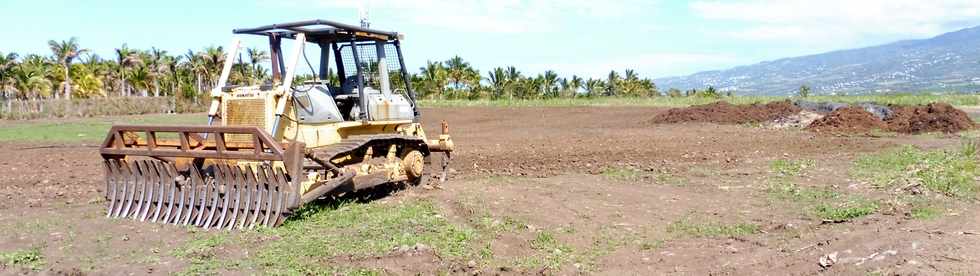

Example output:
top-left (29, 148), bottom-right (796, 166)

top-left (98, 19), bottom-right (454, 230)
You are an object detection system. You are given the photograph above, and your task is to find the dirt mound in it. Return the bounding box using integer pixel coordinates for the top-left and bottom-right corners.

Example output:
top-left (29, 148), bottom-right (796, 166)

top-left (805, 107), bottom-right (885, 133)
top-left (804, 103), bottom-right (975, 134)
top-left (651, 100), bottom-right (801, 124)
top-left (885, 103), bottom-right (975, 134)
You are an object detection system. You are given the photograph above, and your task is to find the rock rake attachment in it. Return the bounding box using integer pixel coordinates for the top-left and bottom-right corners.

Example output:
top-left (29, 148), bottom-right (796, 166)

top-left (100, 125), bottom-right (310, 229)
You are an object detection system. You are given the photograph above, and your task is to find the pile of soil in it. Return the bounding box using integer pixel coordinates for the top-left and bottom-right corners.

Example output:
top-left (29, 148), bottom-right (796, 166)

top-left (885, 103), bottom-right (975, 134)
top-left (651, 100), bottom-right (801, 124)
top-left (806, 103), bottom-right (974, 134)
top-left (805, 107), bottom-right (886, 133)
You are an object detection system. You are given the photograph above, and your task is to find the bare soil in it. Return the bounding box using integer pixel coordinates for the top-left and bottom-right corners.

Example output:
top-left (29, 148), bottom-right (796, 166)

top-left (1, 106), bottom-right (979, 275)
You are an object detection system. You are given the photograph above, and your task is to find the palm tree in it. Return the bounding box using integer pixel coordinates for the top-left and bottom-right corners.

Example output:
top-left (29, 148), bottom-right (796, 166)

top-left (420, 61), bottom-right (447, 98)
top-left (246, 48), bottom-right (269, 84)
top-left (162, 55), bottom-right (182, 96)
top-left (185, 50), bottom-right (208, 95)
top-left (541, 70), bottom-right (558, 98)
top-left (504, 66), bottom-right (521, 99)
top-left (605, 70), bottom-right (621, 96)
top-left (621, 69), bottom-right (641, 97)
top-left (0, 52), bottom-right (18, 100)
top-left (201, 46), bottom-right (225, 90)
top-left (115, 44), bottom-right (140, 96)
top-left (48, 37), bottom-right (88, 99)
top-left (70, 62), bottom-right (106, 98)
top-left (487, 67), bottom-right (506, 99)
top-left (145, 48), bottom-right (169, 96)
top-left (585, 78), bottom-right (605, 97)
top-left (129, 65), bottom-right (151, 96)
top-left (444, 56), bottom-right (474, 91)
top-left (569, 75), bottom-right (583, 97)
top-left (13, 55), bottom-right (54, 100)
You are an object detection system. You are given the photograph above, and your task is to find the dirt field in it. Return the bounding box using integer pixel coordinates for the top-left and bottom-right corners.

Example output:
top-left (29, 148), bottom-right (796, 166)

top-left (1, 106), bottom-right (979, 275)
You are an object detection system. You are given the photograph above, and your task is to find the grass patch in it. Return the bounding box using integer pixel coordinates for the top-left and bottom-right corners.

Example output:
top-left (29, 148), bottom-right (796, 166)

top-left (0, 113), bottom-right (204, 142)
top-left (853, 143), bottom-right (979, 198)
top-left (910, 205), bottom-right (944, 220)
top-left (906, 199), bottom-right (945, 220)
top-left (600, 166), bottom-right (678, 185)
top-left (770, 159), bottom-right (815, 177)
top-left (172, 234), bottom-right (230, 275)
top-left (239, 199), bottom-right (474, 274)
top-left (813, 198), bottom-right (879, 221)
top-left (666, 217), bottom-right (760, 238)
top-left (516, 231), bottom-right (574, 270)
top-left (0, 247), bottom-right (46, 271)
top-left (600, 167), bottom-right (643, 181)
top-left (767, 180), bottom-right (879, 221)
top-left (767, 180), bottom-right (838, 202)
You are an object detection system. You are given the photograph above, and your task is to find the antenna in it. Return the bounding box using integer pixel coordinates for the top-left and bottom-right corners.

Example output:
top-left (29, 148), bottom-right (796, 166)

top-left (358, 1), bottom-right (370, 28)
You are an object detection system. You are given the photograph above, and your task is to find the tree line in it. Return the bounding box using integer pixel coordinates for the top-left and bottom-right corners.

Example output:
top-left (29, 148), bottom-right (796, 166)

top-left (0, 37), bottom-right (701, 102)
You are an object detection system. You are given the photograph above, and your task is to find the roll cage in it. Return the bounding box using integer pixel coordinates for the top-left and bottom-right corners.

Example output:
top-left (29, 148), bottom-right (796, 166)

top-left (232, 19), bottom-right (419, 120)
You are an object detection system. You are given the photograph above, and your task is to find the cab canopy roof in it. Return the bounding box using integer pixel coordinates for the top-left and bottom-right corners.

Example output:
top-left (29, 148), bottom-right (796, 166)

top-left (233, 19), bottom-right (401, 43)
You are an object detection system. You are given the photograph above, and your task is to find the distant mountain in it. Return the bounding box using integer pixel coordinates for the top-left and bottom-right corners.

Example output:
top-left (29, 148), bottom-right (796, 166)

top-left (655, 26), bottom-right (980, 95)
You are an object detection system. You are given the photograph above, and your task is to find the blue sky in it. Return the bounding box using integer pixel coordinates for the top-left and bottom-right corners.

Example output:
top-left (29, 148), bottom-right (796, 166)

top-left (2, 0), bottom-right (980, 79)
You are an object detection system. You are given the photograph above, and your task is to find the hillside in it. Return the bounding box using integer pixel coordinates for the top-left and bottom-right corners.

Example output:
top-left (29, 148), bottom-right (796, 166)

top-left (656, 26), bottom-right (980, 95)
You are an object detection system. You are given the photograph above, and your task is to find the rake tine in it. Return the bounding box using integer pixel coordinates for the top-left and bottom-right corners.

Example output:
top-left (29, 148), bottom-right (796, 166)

top-left (196, 167), bottom-right (213, 227)
top-left (181, 171), bottom-right (195, 225)
top-left (139, 161), bottom-right (157, 222)
top-left (178, 166), bottom-right (195, 225)
top-left (132, 161), bottom-right (149, 220)
top-left (233, 166), bottom-right (246, 230)
top-left (224, 166), bottom-right (241, 231)
top-left (205, 167), bottom-right (222, 229)
top-left (238, 166), bottom-right (261, 229)
top-left (238, 166), bottom-right (255, 230)
top-left (151, 162), bottom-right (165, 222)
top-left (261, 166), bottom-right (275, 227)
top-left (193, 166), bottom-right (210, 227)
top-left (264, 166), bottom-right (278, 228)
top-left (216, 164), bottom-right (232, 230)
top-left (152, 162), bottom-right (169, 223)
top-left (211, 165), bottom-right (231, 230)
top-left (104, 160), bottom-right (119, 218)
top-left (112, 160), bottom-right (129, 218)
top-left (161, 164), bottom-right (178, 224)
top-left (141, 161), bottom-right (158, 221)
top-left (271, 167), bottom-right (287, 227)
top-left (120, 161), bottom-right (138, 219)
top-left (113, 161), bottom-right (127, 218)
top-left (202, 165), bottom-right (219, 229)
top-left (131, 161), bottom-right (144, 219)
top-left (248, 167), bottom-right (265, 229)
top-left (168, 164), bottom-right (183, 224)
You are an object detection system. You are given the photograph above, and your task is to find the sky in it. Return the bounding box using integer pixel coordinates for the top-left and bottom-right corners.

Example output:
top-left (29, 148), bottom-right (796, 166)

top-left (2, 0), bottom-right (980, 80)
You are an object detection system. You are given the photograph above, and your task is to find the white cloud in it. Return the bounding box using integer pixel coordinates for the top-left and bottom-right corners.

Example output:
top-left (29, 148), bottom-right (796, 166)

top-left (306, 0), bottom-right (657, 33)
top-left (691, 0), bottom-right (980, 44)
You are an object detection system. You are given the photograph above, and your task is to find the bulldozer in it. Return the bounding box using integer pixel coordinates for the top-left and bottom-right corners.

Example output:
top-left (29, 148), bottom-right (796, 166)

top-left (98, 19), bottom-right (454, 230)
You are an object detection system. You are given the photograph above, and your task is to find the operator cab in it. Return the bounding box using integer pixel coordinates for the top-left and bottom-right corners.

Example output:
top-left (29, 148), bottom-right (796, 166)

top-left (232, 19), bottom-right (419, 123)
